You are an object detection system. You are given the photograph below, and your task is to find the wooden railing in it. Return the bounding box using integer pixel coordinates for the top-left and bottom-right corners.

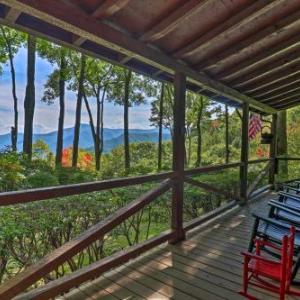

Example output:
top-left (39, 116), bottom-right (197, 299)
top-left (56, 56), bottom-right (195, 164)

top-left (0, 161), bottom-right (249, 299)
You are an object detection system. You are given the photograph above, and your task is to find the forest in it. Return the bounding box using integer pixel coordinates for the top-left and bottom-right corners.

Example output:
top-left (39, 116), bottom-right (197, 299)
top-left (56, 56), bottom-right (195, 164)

top-left (0, 25), bottom-right (297, 288)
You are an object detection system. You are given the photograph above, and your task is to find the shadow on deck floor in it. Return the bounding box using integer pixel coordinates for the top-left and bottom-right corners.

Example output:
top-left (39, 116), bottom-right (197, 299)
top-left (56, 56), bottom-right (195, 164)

top-left (62, 193), bottom-right (300, 300)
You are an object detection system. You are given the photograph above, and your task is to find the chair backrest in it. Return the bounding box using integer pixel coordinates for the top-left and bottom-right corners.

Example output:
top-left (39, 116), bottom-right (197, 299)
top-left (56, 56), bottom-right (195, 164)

top-left (281, 226), bottom-right (295, 284)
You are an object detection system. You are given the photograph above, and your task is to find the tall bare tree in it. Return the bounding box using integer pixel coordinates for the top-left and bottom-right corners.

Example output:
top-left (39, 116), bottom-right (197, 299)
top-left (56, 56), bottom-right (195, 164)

top-left (23, 34), bottom-right (36, 160)
top-left (39, 41), bottom-right (70, 167)
top-left (0, 26), bottom-right (24, 151)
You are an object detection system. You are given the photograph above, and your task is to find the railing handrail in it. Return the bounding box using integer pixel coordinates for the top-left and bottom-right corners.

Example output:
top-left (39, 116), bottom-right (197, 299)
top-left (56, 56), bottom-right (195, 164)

top-left (184, 161), bottom-right (242, 176)
top-left (0, 171), bottom-right (174, 207)
top-left (276, 156), bottom-right (300, 161)
top-left (248, 158), bottom-right (272, 165)
top-left (0, 162), bottom-right (243, 207)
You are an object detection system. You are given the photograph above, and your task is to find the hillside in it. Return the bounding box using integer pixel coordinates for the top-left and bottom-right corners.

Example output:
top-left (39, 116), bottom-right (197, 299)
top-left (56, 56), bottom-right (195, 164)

top-left (0, 124), bottom-right (171, 153)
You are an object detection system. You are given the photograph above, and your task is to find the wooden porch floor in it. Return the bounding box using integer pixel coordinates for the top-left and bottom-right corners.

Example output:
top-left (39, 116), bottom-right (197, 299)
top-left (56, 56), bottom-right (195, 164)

top-left (61, 193), bottom-right (300, 300)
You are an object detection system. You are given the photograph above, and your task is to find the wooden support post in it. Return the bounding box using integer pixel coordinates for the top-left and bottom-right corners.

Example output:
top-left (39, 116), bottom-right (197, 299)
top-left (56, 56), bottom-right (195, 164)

top-left (170, 72), bottom-right (186, 244)
top-left (240, 103), bottom-right (249, 203)
top-left (269, 113), bottom-right (278, 188)
top-left (225, 105), bottom-right (229, 164)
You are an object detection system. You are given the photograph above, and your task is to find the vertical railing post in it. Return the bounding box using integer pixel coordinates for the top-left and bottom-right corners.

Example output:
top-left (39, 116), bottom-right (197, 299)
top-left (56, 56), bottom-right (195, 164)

top-left (269, 113), bottom-right (278, 188)
top-left (240, 103), bottom-right (249, 203)
top-left (170, 71), bottom-right (186, 244)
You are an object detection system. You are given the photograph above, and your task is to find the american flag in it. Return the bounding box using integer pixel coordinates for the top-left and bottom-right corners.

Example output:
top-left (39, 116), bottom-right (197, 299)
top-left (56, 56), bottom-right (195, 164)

top-left (248, 113), bottom-right (262, 140)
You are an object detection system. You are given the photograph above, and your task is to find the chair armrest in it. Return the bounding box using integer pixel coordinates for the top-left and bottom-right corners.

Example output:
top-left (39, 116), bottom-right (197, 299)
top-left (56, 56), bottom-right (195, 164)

top-left (252, 212), bottom-right (300, 232)
top-left (255, 238), bottom-right (282, 251)
top-left (268, 200), bottom-right (300, 216)
top-left (241, 251), bottom-right (281, 265)
top-left (278, 191), bottom-right (300, 201)
top-left (282, 185), bottom-right (300, 193)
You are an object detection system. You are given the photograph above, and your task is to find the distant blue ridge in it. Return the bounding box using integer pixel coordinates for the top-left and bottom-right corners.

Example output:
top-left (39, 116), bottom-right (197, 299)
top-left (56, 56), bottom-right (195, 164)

top-left (0, 124), bottom-right (171, 153)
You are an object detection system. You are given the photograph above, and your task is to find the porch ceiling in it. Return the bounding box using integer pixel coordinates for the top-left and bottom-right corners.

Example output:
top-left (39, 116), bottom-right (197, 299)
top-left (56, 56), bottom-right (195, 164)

top-left (1, 0), bottom-right (300, 113)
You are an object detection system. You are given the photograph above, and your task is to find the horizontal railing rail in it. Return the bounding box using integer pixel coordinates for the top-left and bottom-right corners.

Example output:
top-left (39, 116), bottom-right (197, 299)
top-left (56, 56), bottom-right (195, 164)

top-left (184, 162), bottom-right (242, 176)
top-left (184, 176), bottom-right (231, 198)
top-left (248, 158), bottom-right (272, 165)
top-left (0, 171), bottom-right (174, 206)
top-left (0, 162), bottom-right (243, 207)
top-left (276, 156), bottom-right (300, 161)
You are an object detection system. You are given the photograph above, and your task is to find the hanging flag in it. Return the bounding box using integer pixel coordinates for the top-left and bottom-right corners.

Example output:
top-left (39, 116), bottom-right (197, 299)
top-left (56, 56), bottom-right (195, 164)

top-left (248, 113), bottom-right (262, 140)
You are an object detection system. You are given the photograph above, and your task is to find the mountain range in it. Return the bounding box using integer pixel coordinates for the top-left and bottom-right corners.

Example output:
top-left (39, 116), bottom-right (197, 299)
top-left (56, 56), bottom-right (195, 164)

top-left (0, 124), bottom-right (171, 153)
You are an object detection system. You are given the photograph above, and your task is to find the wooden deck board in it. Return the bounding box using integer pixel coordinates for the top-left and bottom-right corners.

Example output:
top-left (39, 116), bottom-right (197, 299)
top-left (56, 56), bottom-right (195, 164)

top-left (63, 193), bottom-right (300, 299)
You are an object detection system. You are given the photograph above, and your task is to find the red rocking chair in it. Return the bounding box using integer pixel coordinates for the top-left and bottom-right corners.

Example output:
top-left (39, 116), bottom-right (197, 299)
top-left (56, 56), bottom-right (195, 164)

top-left (240, 226), bottom-right (300, 299)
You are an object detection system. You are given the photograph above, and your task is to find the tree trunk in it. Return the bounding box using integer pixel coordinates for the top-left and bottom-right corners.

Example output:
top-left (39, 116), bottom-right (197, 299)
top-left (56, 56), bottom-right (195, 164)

top-left (277, 110), bottom-right (288, 176)
top-left (1, 27), bottom-right (18, 151)
top-left (225, 105), bottom-right (229, 164)
top-left (55, 52), bottom-right (66, 167)
top-left (95, 90), bottom-right (101, 171)
top-left (83, 93), bottom-right (96, 145)
top-left (23, 35), bottom-right (36, 160)
top-left (124, 70), bottom-right (132, 174)
top-left (158, 83), bottom-right (164, 171)
top-left (96, 88), bottom-right (106, 171)
top-left (72, 54), bottom-right (86, 168)
top-left (187, 127), bottom-right (192, 166)
top-left (195, 98), bottom-right (204, 167)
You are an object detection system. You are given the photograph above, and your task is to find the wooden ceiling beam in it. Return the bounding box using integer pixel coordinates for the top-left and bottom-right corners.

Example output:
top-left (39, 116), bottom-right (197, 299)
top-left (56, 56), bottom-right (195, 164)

top-left (228, 49), bottom-right (300, 87)
top-left (4, 7), bottom-right (21, 23)
top-left (140, 0), bottom-right (207, 43)
top-left (195, 8), bottom-right (300, 71)
top-left (216, 34), bottom-right (300, 81)
top-left (273, 96), bottom-right (300, 109)
top-left (256, 81), bottom-right (300, 101)
top-left (72, 0), bottom-right (130, 47)
top-left (238, 62), bottom-right (300, 92)
top-left (248, 73), bottom-right (300, 98)
top-left (2, 0), bottom-right (275, 113)
top-left (173, 0), bottom-right (269, 59)
top-left (91, 0), bottom-right (130, 19)
top-left (259, 82), bottom-right (300, 103)
top-left (276, 101), bottom-right (300, 110)
top-left (264, 90), bottom-right (300, 105)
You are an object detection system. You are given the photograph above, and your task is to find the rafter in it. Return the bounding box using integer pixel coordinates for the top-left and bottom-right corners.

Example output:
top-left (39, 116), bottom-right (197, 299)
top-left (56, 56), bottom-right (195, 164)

top-left (238, 63), bottom-right (300, 92)
top-left (216, 34), bottom-right (300, 80)
top-left (140, 0), bottom-right (207, 43)
top-left (173, 0), bottom-right (269, 59)
top-left (91, 0), bottom-right (129, 19)
top-left (276, 102), bottom-right (300, 110)
top-left (262, 87), bottom-right (300, 103)
top-left (273, 96), bottom-right (300, 109)
top-left (195, 8), bottom-right (300, 71)
top-left (72, 0), bottom-right (130, 46)
top-left (229, 49), bottom-right (300, 87)
top-left (248, 73), bottom-right (300, 98)
top-left (4, 7), bottom-right (21, 23)
top-left (257, 81), bottom-right (300, 101)
top-left (264, 90), bottom-right (300, 105)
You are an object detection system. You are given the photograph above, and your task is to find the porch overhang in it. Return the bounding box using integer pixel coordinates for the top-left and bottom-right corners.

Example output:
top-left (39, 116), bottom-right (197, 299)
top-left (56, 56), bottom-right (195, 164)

top-left (2, 0), bottom-right (299, 114)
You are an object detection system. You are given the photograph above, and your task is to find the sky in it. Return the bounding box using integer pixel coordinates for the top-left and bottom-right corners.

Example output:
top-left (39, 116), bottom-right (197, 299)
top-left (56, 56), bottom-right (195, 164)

top-left (0, 47), bottom-right (153, 135)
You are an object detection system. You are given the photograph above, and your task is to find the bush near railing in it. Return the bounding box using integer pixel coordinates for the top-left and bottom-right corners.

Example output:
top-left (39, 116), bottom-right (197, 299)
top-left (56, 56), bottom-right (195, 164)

top-left (0, 183), bottom-right (173, 288)
top-left (183, 167), bottom-right (240, 222)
